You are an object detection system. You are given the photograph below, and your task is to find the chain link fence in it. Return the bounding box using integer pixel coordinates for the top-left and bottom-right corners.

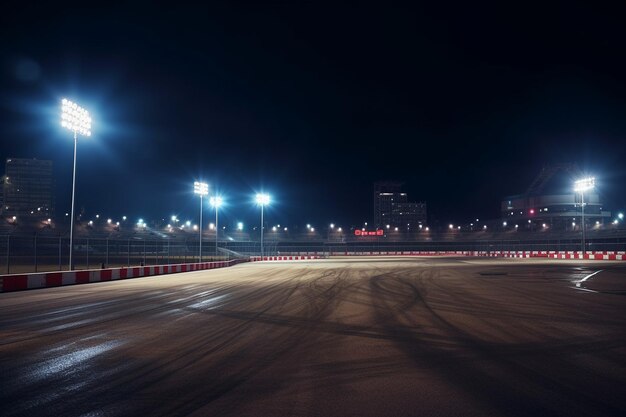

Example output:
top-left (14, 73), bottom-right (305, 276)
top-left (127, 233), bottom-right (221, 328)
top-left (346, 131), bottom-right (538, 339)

top-left (0, 236), bottom-right (262, 274)
top-left (2, 234), bottom-right (625, 274)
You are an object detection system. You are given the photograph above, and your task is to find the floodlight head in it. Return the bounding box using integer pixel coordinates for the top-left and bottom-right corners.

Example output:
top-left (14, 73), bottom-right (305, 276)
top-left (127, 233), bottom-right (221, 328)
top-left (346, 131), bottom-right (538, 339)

top-left (61, 98), bottom-right (92, 136)
top-left (210, 196), bottom-right (223, 207)
top-left (194, 181), bottom-right (208, 196)
top-left (574, 177), bottom-right (595, 193)
top-left (255, 193), bottom-right (270, 206)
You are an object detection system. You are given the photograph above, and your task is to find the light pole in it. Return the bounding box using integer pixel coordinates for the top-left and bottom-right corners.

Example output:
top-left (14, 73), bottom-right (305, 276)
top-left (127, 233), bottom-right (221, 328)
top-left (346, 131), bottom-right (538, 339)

top-left (194, 181), bottom-right (208, 262)
top-left (574, 177), bottom-right (595, 254)
top-left (210, 196), bottom-right (223, 257)
top-left (61, 98), bottom-right (92, 270)
top-left (255, 193), bottom-right (270, 258)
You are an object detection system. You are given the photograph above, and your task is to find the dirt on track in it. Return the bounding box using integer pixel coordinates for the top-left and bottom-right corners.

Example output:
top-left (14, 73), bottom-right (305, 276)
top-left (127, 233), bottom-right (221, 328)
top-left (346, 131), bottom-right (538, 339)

top-left (1, 257), bottom-right (625, 417)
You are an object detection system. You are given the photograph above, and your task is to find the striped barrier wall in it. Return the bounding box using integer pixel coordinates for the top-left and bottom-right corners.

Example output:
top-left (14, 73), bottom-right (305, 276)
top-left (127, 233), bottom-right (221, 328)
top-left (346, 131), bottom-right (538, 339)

top-left (0, 259), bottom-right (248, 293)
top-left (250, 255), bottom-right (322, 261)
top-left (272, 251), bottom-right (626, 260)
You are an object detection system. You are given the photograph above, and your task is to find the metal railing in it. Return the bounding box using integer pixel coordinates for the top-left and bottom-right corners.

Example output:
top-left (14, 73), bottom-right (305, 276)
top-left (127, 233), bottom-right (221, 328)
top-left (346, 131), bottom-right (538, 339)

top-left (2, 233), bottom-right (625, 274)
top-left (0, 236), bottom-right (260, 274)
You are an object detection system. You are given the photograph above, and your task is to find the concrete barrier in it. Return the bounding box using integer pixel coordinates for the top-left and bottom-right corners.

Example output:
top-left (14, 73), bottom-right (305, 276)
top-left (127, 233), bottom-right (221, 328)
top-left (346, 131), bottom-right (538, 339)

top-left (269, 251), bottom-right (626, 261)
top-left (0, 259), bottom-right (248, 293)
top-left (249, 255), bottom-right (321, 262)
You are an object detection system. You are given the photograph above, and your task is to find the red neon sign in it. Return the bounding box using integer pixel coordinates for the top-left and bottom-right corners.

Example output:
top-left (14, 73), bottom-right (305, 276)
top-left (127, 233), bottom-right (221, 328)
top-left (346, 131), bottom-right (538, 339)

top-left (354, 229), bottom-right (384, 236)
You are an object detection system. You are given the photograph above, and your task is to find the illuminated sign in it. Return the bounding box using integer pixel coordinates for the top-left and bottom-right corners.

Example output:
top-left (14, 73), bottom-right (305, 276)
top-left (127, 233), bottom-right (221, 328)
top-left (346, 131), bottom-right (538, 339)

top-left (354, 229), bottom-right (384, 236)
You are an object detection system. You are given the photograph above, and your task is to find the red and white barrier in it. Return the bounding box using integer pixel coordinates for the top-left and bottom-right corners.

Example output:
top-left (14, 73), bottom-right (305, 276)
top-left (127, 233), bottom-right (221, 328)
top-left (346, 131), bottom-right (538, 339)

top-left (272, 250), bottom-right (626, 261)
top-left (0, 259), bottom-right (248, 293)
top-left (250, 255), bottom-right (321, 262)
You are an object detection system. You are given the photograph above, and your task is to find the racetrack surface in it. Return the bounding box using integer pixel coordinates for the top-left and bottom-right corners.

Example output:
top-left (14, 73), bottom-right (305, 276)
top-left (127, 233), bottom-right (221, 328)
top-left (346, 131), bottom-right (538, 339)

top-left (1, 257), bottom-right (625, 417)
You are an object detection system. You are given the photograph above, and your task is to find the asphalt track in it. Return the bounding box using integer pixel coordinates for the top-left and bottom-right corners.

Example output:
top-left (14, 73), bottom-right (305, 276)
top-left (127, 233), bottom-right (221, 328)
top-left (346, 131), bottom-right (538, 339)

top-left (1, 257), bottom-right (625, 417)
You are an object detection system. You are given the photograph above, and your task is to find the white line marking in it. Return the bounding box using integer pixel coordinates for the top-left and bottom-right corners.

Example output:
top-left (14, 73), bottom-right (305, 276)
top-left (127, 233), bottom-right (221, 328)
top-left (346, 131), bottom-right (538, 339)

top-left (575, 270), bottom-right (603, 288)
top-left (571, 286), bottom-right (598, 293)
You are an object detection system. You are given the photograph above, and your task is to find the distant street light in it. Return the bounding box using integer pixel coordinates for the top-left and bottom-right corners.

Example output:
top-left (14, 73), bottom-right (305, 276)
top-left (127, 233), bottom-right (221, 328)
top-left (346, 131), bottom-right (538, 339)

top-left (61, 98), bottom-right (91, 270)
top-left (210, 196), bottom-right (223, 256)
top-left (574, 177), bottom-right (595, 253)
top-left (255, 193), bottom-right (270, 258)
top-left (194, 181), bottom-right (208, 262)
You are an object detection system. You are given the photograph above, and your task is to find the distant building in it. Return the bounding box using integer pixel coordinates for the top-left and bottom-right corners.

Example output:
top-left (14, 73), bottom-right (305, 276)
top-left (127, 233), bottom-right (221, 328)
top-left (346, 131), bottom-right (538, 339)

top-left (374, 181), bottom-right (427, 229)
top-left (501, 164), bottom-right (610, 230)
top-left (2, 158), bottom-right (54, 219)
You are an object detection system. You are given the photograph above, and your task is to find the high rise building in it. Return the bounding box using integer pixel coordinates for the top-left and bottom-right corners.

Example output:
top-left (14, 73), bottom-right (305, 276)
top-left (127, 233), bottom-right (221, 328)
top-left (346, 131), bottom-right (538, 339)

top-left (2, 158), bottom-right (54, 219)
top-left (374, 181), bottom-right (427, 229)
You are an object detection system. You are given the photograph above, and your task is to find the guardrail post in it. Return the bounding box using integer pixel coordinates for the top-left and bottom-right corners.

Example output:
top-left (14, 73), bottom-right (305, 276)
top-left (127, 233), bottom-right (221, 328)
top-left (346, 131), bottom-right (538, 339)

top-left (34, 233), bottom-right (38, 273)
top-left (6, 235), bottom-right (9, 274)
top-left (59, 235), bottom-right (62, 271)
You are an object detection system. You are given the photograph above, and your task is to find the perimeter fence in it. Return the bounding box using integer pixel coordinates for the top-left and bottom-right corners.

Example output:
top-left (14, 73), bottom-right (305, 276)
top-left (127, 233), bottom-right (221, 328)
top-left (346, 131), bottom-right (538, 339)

top-left (2, 234), bottom-right (626, 274)
top-left (0, 236), bottom-right (262, 274)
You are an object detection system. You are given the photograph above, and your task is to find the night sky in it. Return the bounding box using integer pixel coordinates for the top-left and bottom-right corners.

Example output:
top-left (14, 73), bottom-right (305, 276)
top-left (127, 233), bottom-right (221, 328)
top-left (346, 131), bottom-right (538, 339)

top-left (1, 2), bottom-right (625, 229)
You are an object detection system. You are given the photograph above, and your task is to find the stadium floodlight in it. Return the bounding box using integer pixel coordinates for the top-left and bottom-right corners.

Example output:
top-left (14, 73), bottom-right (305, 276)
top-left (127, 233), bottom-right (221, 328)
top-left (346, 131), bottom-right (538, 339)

top-left (255, 193), bottom-right (271, 258)
top-left (574, 177), bottom-right (595, 193)
top-left (194, 181), bottom-right (209, 262)
top-left (61, 98), bottom-right (92, 270)
top-left (574, 177), bottom-right (595, 253)
top-left (210, 196), bottom-right (223, 255)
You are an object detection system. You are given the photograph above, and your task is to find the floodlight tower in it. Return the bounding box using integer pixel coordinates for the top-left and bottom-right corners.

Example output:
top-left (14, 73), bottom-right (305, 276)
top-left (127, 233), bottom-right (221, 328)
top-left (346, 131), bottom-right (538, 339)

top-left (574, 177), bottom-right (595, 254)
top-left (61, 98), bottom-right (92, 270)
top-left (194, 181), bottom-right (209, 261)
top-left (255, 193), bottom-right (270, 258)
top-left (210, 196), bottom-right (223, 256)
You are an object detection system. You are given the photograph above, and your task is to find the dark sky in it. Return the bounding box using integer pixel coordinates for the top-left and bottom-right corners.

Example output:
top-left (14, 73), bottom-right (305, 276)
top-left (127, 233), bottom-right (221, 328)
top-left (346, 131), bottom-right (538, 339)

top-left (1, 1), bottom-right (625, 228)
